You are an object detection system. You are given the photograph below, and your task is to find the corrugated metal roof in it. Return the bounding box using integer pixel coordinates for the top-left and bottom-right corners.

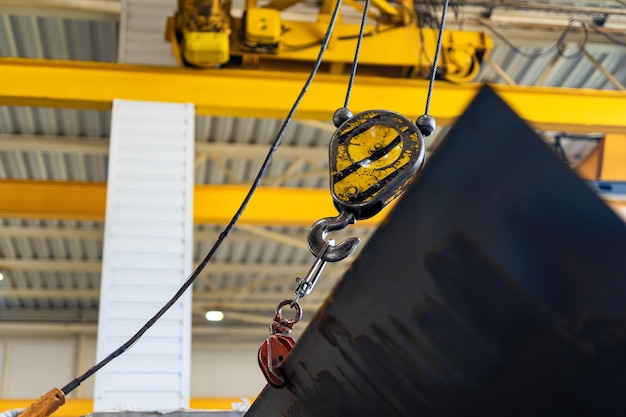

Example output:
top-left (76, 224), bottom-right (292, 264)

top-left (479, 42), bottom-right (626, 89)
top-left (0, 14), bottom-right (118, 60)
top-left (0, 107), bottom-right (111, 136)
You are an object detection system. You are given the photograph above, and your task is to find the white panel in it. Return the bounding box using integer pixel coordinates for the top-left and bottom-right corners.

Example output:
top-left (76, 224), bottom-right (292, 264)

top-left (75, 337), bottom-right (98, 399)
top-left (0, 337), bottom-right (263, 399)
top-left (5, 340), bottom-right (75, 398)
top-left (94, 100), bottom-right (194, 411)
top-left (109, 222), bottom-right (186, 238)
top-left (190, 348), bottom-right (266, 398)
top-left (103, 319), bottom-right (186, 338)
top-left (118, 0), bottom-right (179, 66)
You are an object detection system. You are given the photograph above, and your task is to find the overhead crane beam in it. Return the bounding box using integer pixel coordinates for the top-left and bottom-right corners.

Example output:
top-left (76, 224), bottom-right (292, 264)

top-left (1, 58), bottom-right (626, 133)
top-left (0, 179), bottom-right (624, 225)
top-left (0, 180), bottom-right (380, 226)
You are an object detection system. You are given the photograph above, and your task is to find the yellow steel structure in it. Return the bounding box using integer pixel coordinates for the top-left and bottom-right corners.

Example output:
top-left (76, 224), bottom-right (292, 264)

top-left (577, 133), bottom-right (626, 181)
top-left (0, 180), bottom-right (380, 226)
top-left (596, 133), bottom-right (626, 182)
top-left (575, 133), bottom-right (626, 221)
top-left (230, 19), bottom-right (491, 83)
top-left (0, 398), bottom-right (254, 417)
top-left (241, 7), bottom-right (282, 49)
top-left (164, 0), bottom-right (489, 80)
top-left (1, 58), bottom-right (626, 133)
top-left (577, 145), bottom-right (603, 180)
top-left (1, 179), bottom-right (623, 226)
top-left (166, 0), bottom-right (232, 67)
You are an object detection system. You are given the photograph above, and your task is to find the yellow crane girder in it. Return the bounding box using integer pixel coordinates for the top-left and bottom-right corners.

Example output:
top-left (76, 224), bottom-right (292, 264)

top-left (0, 179), bottom-right (623, 225)
top-left (229, 18), bottom-right (490, 83)
top-left (0, 180), bottom-right (380, 226)
top-left (1, 58), bottom-right (626, 133)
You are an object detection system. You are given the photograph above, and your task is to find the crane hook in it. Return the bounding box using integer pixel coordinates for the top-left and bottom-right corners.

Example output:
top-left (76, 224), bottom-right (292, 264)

top-left (307, 211), bottom-right (361, 262)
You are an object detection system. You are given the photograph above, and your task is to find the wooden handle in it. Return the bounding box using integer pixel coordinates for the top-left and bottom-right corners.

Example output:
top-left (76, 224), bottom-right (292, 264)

top-left (17, 388), bottom-right (65, 417)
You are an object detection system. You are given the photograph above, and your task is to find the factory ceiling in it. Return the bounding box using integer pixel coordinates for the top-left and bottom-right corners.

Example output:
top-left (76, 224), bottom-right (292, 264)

top-left (0, 0), bottom-right (625, 346)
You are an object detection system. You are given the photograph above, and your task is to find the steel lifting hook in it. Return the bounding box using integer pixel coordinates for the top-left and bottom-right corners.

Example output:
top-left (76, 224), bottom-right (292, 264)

top-left (308, 211), bottom-right (361, 263)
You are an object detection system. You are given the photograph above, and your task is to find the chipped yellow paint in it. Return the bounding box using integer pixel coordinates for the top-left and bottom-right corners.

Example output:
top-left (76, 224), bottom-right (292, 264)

top-left (330, 111), bottom-right (422, 211)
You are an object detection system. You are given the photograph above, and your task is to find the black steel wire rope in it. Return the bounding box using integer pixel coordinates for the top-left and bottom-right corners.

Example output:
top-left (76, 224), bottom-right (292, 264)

top-left (464, 17), bottom-right (592, 59)
top-left (424, 0), bottom-right (449, 117)
top-left (343, 0), bottom-right (371, 109)
top-left (60, 0), bottom-right (345, 396)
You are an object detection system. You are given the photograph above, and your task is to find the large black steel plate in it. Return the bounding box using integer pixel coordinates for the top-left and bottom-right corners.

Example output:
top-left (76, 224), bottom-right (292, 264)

top-left (246, 86), bottom-right (626, 417)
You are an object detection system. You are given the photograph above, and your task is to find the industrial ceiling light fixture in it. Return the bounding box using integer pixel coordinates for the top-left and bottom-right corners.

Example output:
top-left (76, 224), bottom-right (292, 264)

top-left (205, 310), bottom-right (225, 322)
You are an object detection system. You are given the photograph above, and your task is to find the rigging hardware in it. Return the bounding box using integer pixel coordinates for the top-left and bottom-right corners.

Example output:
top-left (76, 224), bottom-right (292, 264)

top-left (257, 241), bottom-right (332, 387)
top-left (417, 0), bottom-right (449, 137)
top-left (308, 211), bottom-right (360, 263)
top-left (258, 0), bottom-right (451, 390)
top-left (309, 109), bottom-right (425, 262)
top-left (330, 110), bottom-right (426, 219)
top-left (258, 300), bottom-right (302, 388)
top-left (260, 107), bottom-right (426, 387)
top-left (293, 240), bottom-right (334, 306)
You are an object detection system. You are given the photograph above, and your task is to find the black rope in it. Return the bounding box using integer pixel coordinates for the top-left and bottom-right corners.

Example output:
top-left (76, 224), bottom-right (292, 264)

top-left (61, 0), bottom-right (345, 396)
top-left (467, 17), bottom-right (593, 59)
top-left (424, 0), bottom-right (449, 116)
top-left (589, 23), bottom-right (626, 48)
top-left (344, 0), bottom-right (372, 109)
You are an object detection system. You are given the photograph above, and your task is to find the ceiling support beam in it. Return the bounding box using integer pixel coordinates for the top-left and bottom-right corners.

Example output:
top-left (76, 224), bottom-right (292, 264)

top-left (236, 224), bottom-right (309, 250)
top-left (0, 180), bottom-right (383, 226)
top-left (0, 133), bottom-right (329, 160)
top-left (0, 224), bottom-right (340, 249)
top-left (0, 258), bottom-right (345, 275)
top-left (0, 225), bottom-right (105, 239)
top-left (0, 321), bottom-right (267, 337)
top-left (0, 288), bottom-right (331, 306)
top-left (1, 58), bottom-right (626, 133)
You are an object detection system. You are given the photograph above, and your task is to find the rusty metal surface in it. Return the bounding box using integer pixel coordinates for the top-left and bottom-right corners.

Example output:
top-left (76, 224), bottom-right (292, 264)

top-left (245, 86), bottom-right (626, 417)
